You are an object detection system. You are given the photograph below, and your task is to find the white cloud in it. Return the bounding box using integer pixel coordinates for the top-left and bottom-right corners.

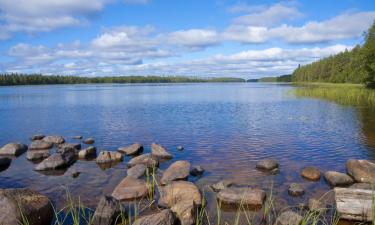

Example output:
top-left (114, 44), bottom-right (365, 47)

top-left (123, 0), bottom-right (149, 4)
top-left (164, 29), bottom-right (220, 49)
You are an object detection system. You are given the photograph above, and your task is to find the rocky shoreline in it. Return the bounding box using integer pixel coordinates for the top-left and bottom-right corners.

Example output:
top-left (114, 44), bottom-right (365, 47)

top-left (0, 135), bottom-right (375, 225)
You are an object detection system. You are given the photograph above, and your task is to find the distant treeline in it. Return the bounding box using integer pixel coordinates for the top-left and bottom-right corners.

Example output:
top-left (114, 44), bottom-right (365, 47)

top-left (0, 74), bottom-right (246, 86)
top-left (292, 21), bottom-right (375, 87)
top-left (247, 74), bottom-right (292, 82)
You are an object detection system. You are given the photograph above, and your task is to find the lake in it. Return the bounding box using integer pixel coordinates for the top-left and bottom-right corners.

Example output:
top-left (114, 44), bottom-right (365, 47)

top-left (0, 83), bottom-right (374, 223)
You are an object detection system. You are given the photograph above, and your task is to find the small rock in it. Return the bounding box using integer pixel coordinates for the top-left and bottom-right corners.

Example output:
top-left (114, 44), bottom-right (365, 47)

top-left (0, 143), bottom-right (28, 156)
top-left (71, 170), bottom-right (81, 178)
top-left (176, 145), bottom-right (184, 151)
top-left (42, 135), bottom-right (65, 144)
top-left (288, 183), bottom-right (305, 197)
top-left (118, 143), bottom-right (143, 156)
top-left (133, 209), bottom-right (175, 225)
top-left (29, 140), bottom-right (53, 150)
top-left (26, 150), bottom-right (50, 161)
top-left (308, 198), bottom-right (326, 212)
top-left (72, 136), bottom-right (83, 139)
top-left (301, 166), bottom-right (321, 181)
top-left (58, 143), bottom-right (81, 151)
top-left (31, 134), bottom-right (45, 141)
top-left (35, 149), bottom-right (76, 171)
top-left (190, 166), bottom-right (204, 176)
top-left (92, 195), bottom-right (121, 225)
top-left (347, 159), bottom-right (375, 184)
top-left (0, 157), bottom-right (11, 168)
top-left (127, 164), bottom-right (146, 178)
top-left (96, 151), bottom-right (123, 164)
top-left (324, 171), bottom-right (354, 187)
top-left (211, 180), bottom-right (233, 192)
top-left (84, 137), bottom-right (95, 145)
top-left (151, 143), bottom-right (173, 159)
top-left (256, 159), bottom-right (279, 171)
top-left (0, 188), bottom-right (53, 225)
top-left (128, 153), bottom-right (159, 168)
top-left (217, 188), bottom-right (266, 206)
top-left (78, 146), bottom-right (97, 159)
top-left (112, 177), bottom-right (148, 201)
top-left (161, 160), bottom-right (190, 185)
top-left (274, 211), bottom-right (302, 225)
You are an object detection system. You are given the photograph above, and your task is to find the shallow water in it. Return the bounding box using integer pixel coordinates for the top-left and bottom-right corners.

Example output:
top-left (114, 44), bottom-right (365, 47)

top-left (0, 83), bottom-right (374, 223)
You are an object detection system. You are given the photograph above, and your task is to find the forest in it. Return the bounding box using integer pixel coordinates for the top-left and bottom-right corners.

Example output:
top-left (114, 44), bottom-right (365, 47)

top-left (292, 21), bottom-right (375, 88)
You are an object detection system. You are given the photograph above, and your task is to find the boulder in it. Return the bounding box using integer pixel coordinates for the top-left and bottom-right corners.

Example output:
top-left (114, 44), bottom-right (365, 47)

top-left (78, 146), bottom-right (97, 159)
top-left (72, 136), bottom-right (83, 139)
top-left (211, 180), bottom-right (233, 192)
top-left (308, 198), bottom-right (326, 212)
top-left (42, 135), bottom-right (65, 144)
top-left (112, 177), bottom-right (148, 201)
top-left (128, 154), bottom-right (159, 168)
top-left (217, 188), bottom-right (266, 206)
top-left (84, 137), bottom-right (95, 145)
top-left (256, 159), bottom-right (279, 171)
top-left (301, 167), bottom-right (321, 181)
top-left (347, 159), bottom-right (375, 184)
top-left (127, 164), bottom-right (146, 178)
top-left (26, 150), bottom-right (50, 161)
top-left (29, 140), bottom-right (53, 150)
top-left (151, 143), bottom-right (173, 159)
top-left (35, 149), bottom-right (76, 171)
top-left (171, 200), bottom-right (196, 225)
top-left (349, 183), bottom-right (373, 190)
top-left (58, 143), bottom-right (81, 151)
top-left (96, 151), bottom-right (123, 164)
top-left (176, 145), bottom-right (184, 151)
top-left (0, 157), bottom-right (11, 168)
top-left (274, 211), bottom-right (302, 225)
top-left (335, 187), bottom-right (373, 221)
top-left (324, 171), bottom-right (354, 187)
top-left (92, 195), bottom-right (121, 225)
top-left (118, 143), bottom-right (143, 156)
top-left (0, 143), bottom-right (28, 156)
top-left (0, 188), bottom-right (53, 225)
top-left (31, 134), bottom-right (45, 141)
top-left (288, 183), bottom-right (305, 197)
top-left (161, 160), bottom-right (190, 185)
top-left (190, 166), bottom-right (204, 176)
top-left (133, 209), bottom-right (175, 225)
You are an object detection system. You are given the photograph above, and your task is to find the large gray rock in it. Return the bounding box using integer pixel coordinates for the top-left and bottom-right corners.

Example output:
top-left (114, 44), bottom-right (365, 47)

top-left (127, 164), bottom-right (146, 178)
top-left (118, 143), bottom-right (143, 156)
top-left (151, 143), bottom-right (173, 159)
top-left (29, 140), bottom-right (53, 150)
top-left (217, 188), bottom-right (266, 206)
top-left (42, 135), bottom-right (65, 144)
top-left (133, 209), bottom-right (175, 225)
top-left (256, 159), bottom-right (279, 171)
top-left (35, 149), bottom-right (76, 171)
top-left (211, 180), bottom-right (234, 192)
top-left (161, 160), bottom-right (190, 185)
top-left (128, 154), bottom-right (159, 168)
top-left (324, 171), bottom-right (354, 187)
top-left (301, 166), bottom-right (321, 181)
top-left (288, 183), bottom-right (305, 197)
top-left (274, 211), bottom-right (302, 225)
top-left (0, 188), bottom-right (53, 225)
top-left (78, 146), bottom-right (97, 159)
top-left (0, 143), bottom-right (28, 156)
top-left (96, 151), bottom-right (123, 164)
top-left (92, 195), bottom-right (121, 225)
top-left (335, 187), bottom-right (373, 221)
top-left (112, 177), bottom-right (148, 201)
top-left (347, 159), bottom-right (375, 184)
top-left (26, 150), bottom-right (50, 161)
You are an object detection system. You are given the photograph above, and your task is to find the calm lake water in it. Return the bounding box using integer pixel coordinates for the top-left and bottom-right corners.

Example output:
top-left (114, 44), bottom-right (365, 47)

top-left (0, 83), bottom-right (374, 223)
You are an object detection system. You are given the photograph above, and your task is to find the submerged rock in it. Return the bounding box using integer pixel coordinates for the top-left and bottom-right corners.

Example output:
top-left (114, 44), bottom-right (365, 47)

top-left (42, 135), bottom-right (65, 144)
top-left (0, 143), bottom-right (28, 156)
top-left (347, 159), bottom-right (375, 184)
top-left (128, 153), bottom-right (159, 168)
top-left (29, 140), bottom-right (53, 150)
top-left (217, 188), bottom-right (266, 206)
top-left (26, 150), bottom-right (50, 161)
top-left (31, 134), bottom-right (45, 141)
top-left (84, 137), bottom-right (95, 145)
top-left (308, 198), bottom-right (326, 212)
top-left (133, 209), bottom-right (175, 225)
top-left (211, 180), bottom-right (234, 192)
top-left (112, 177), bottom-right (148, 201)
top-left (127, 164), bottom-right (147, 178)
top-left (35, 149), bottom-right (76, 171)
top-left (190, 166), bottom-right (204, 176)
top-left (288, 183), bottom-right (305, 197)
top-left (256, 159), bottom-right (279, 171)
top-left (324, 171), bottom-right (354, 187)
top-left (118, 143), bottom-right (143, 156)
top-left (151, 143), bottom-right (173, 159)
top-left (301, 166), bottom-right (321, 181)
top-left (92, 195), bottom-right (121, 225)
top-left (0, 188), bottom-right (53, 225)
top-left (72, 136), bottom-right (83, 139)
top-left (274, 211), bottom-right (302, 225)
top-left (96, 151), bottom-right (123, 164)
top-left (161, 160), bottom-right (190, 185)
top-left (78, 146), bottom-right (97, 159)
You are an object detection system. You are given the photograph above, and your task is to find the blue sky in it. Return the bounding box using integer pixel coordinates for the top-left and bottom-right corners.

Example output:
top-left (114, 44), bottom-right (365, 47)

top-left (0, 0), bottom-right (374, 78)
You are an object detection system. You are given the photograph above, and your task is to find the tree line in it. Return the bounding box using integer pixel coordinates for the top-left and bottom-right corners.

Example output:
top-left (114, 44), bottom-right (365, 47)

top-left (0, 74), bottom-right (246, 86)
top-left (247, 74), bottom-right (292, 82)
top-left (292, 21), bottom-right (375, 88)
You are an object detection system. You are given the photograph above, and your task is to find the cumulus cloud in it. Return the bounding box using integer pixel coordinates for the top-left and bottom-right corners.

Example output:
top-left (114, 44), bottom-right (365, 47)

top-left (163, 29), bottom-right (220, 49)
top-left (123, 0), bottom-right (150, 4)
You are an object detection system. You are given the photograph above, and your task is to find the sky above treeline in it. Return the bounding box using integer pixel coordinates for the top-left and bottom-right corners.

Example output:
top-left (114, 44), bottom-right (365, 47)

top-left (0, 0), bottom-right (374, 78)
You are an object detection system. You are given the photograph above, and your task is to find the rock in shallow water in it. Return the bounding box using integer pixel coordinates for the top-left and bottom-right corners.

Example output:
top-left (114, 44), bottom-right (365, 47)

top-left (128, 153), bottom-right (159, 168)
top-left (347, 159), bottom-right (375, 184)
top-left (274, 211), bottom-right (302, 225)
top-left (112, 177), bottom-right (148, 201)
top-left (256, 159), bottom-right (279, 171)
top-left (96, 151), bottom-right (123, 164)
top-left (127, 164), bottom-right (146, 178)
top-left (0, 188), bottom-right (53, 225)
top-left (26, 150), bottom-right (50, 161)
top-left (92, 195), bottom-right (121, 225)
top-left (29, 140), bottom-right (53, 150)
top-left (42, 135), bottom-right (65, 144)
top-left (151, 143), bottom-right (173, 159)
top-left (288, 183), bottom-right (305, 197)
top-left (324, 171), bottom-right (354, 187)
top-left (211, 180), bottom-right (233, 192)
top-left (35, 149), bottom-right (76, 171)
top-left (217, 188), bottom-right (266, 206)
top-left (31, 134), bottom-right (45, 141)
top-left (0, 143), bottom-right (28, 156)
top-left (190, 166), bottom-right (204, 176)
top-left (78, 146), bottom-right (97, 159)
top-left (161, 160), bottom-right (190, 185)
top-left (0, 157), bottom-right (11, 168)
top-left (301, 166), bottom-right (321, 181)
top-left (118, 143), bottom-right (143, 156)
top-left (84, 137), bottom-right (95, 145)
top-left (133, 209), bottom-right (175, 225)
